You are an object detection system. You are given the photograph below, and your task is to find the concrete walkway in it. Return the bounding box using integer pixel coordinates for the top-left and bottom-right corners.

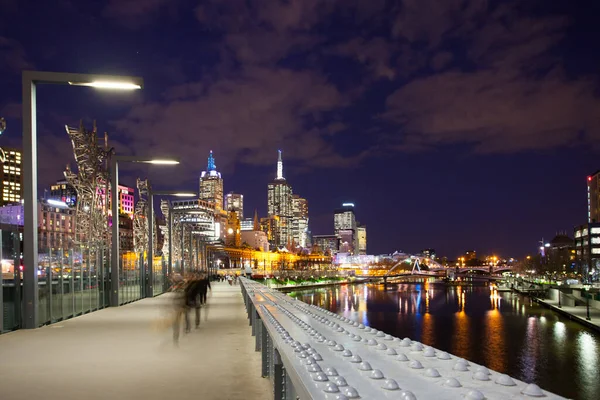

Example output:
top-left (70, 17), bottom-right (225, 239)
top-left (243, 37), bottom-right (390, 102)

top-left (0, 282), bottom-right (271, 400)
top-left (535, 296), bottom-right (600, 332)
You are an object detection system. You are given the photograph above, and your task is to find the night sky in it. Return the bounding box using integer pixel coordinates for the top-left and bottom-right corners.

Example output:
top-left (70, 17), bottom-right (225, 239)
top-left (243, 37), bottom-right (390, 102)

top-left (1, 0), bottom-right (599, 258)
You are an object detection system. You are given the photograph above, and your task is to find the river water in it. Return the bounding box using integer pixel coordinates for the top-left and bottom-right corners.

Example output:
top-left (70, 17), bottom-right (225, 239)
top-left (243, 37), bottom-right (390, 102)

top-left (287, 280), bottom-right (600, 400)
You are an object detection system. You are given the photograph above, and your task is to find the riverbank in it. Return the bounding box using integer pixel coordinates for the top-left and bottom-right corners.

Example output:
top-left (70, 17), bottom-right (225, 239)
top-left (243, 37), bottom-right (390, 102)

top-left (523, 292), bottom-right (600, 333)
top-left (257, 278), bottom-right (366, 291)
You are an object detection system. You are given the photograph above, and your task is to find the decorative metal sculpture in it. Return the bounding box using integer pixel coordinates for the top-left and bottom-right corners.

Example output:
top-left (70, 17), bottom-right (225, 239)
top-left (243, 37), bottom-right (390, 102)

top-left (133, 178), bottom-right (149, 255)
top-left (64, 121), bottom-right (111, 246)
top-left (160, 199), bottom-right (171, 258)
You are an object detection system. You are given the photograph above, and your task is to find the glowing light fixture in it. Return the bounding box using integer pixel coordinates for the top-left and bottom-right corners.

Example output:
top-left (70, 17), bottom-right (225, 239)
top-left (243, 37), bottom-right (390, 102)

top-left (47, 199), bottom-right (68, 207)
top-left (69, 81), bottom-right (141, 90)
top-left (145, 159), bottom-right (179, 165)
top-left (342, 202), bottom-right (355, 207)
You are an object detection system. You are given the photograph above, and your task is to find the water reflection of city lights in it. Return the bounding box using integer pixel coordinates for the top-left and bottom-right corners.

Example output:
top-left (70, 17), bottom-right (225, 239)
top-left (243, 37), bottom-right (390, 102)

top-left (553, 321), bottom-right (565, 343)
top-left (578, 332), bottom-right (598, 382)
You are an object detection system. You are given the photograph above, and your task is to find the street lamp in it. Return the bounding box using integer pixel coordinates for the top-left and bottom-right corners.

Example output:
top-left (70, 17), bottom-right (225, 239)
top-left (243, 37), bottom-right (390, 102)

top-left (110, 156), bottom-right (180, 306)
top-left (147, 189), bottom-right (195, 296)
top-left (584, 284), bottom-right (591, 321)
top-left (22, 70), bottom-right (143, 329)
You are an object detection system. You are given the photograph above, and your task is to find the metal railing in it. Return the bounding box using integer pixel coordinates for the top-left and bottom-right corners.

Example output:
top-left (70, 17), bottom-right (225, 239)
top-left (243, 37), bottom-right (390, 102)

top-left (240, 278), bottom-right (566, 400)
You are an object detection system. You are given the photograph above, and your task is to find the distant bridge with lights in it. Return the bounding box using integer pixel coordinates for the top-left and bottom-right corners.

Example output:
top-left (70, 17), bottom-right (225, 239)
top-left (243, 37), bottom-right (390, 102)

top-left (335, 253), bottom-right (514, 280)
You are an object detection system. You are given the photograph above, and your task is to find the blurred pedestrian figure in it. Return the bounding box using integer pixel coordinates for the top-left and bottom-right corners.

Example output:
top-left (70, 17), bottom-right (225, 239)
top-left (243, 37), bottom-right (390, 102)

top-left (199, 273), bottom-right (212, 305)
top-left (184, 273), bottom-right (203, 332)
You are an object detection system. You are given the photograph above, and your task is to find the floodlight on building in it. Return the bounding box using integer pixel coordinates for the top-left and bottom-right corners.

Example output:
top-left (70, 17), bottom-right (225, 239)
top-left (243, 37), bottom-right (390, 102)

top-left (47, 199), bottom-right (68, 208)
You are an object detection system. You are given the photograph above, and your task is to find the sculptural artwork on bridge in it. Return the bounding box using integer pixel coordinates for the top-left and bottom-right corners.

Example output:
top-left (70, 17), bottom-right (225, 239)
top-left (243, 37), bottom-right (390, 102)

top-left (64, 121), bottom-right (111, 248)
top-left (159, 199), bottom-right (170, 259)
top-left (133, 178), bottom-right (155, 256)
top-left (0, 117), bottom-right (7, 163)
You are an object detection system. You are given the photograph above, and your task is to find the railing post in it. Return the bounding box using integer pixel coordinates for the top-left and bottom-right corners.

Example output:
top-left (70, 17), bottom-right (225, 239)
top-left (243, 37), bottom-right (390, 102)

top-left (273, 349), bottom-right (285, 400)
top-left (255, 317), bottom-right (262, 351)
top-left (262, 326), bottom-right (270, 378)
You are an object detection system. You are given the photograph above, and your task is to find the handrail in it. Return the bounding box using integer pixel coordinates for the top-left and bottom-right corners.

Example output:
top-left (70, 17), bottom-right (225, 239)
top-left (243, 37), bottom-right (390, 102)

top-left (240, 277), bottom-right (566, 400)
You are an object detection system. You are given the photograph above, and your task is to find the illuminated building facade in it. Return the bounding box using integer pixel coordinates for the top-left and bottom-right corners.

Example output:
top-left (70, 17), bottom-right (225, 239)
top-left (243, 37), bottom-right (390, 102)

top-left (241, 230), bottom-right (269, 252)
top-left (50, 179), bottom-right (77, 207)
top-left (199, 151), bottom-right (223, 211)
top-left (267, 150), bottom-right (293, 247)
top-left (0, 148), bottom-right (22, 206)
top-left (357, 225), bottom-right (367, 255)
top-left (588, 171), bottom-right (600, 223)
top-left (225, 192), bottom-right (244, 220)
top-left (38, 199), bottom-right (76, 252)
top-left (334, 203), bottom-right (357, 254)
top-left (292, 195), bottom-right (309, 248)
top-left (240, 218), bottom-right (254, 231)
top-left (312, 234), bottom-right (340, 256)
top-left (225, 210), bottom-right (241, 247)
top-left (574, 223), bottom-right (600, 281)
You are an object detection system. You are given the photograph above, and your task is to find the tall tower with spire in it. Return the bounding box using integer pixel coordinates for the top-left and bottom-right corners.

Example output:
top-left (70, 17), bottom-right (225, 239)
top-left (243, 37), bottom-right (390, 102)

top-left (267, 150), bottom-right (293, 247)
top-left (199, 150), bottom-right (223, 211)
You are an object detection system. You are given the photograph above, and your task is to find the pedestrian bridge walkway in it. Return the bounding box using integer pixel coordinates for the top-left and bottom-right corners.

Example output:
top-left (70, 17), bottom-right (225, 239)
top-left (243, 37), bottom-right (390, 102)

top-left (0, 282), bottom-right (271, 400)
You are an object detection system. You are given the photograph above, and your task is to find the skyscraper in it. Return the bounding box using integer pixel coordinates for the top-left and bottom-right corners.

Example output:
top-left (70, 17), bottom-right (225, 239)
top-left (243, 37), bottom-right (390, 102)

top-left (292, 195), bottom-right (309, 248)
top-left (50, 179), bottom-right (77, 207)
top-left (267, 150), bottom-right (293, 247)
top-left (199, 150), bottom-right (223, 211)
top-left (334, 203), bottom-right (358, 254)
top-left (357, 225), bottom-right (367, 255)
top-left (0, 148), bottom-right (22, 206)
top-left (588, 171), bottom-right (600, 223)
top-left (225, 192), bottom-right (244, 220)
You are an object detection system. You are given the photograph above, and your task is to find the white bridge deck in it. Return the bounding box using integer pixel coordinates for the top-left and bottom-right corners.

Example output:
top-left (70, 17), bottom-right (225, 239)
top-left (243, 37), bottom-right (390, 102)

top-left (242, 278), bottom-right (566, 400)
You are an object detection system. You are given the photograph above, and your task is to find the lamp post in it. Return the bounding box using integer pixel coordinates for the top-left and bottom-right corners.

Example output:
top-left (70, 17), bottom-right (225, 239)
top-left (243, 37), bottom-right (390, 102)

top-left (110, 156), bottom-right (179, 307)
top-left (584, 285), bottom-right (591, 321)
top-left (22, 70), bottom-right (142, 329)
top-left (147, 190), bottom-right (195, 297)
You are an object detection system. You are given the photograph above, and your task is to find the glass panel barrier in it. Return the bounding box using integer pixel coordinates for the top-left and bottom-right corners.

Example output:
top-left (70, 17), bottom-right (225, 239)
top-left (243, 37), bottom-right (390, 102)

top-left (153, 256), bottom-right (163, 296)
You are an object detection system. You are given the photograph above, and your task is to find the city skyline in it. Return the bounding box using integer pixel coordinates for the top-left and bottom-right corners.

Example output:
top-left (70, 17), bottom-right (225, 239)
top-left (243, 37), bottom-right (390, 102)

top-left (1, 1), bottom-right (599, 257)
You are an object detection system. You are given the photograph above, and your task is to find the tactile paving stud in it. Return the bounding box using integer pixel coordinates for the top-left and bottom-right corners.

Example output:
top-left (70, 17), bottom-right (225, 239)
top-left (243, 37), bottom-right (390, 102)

top-left (311, 372), bottom-right (329, 382)
top-left (476, 366), bottom-right (491, 375)
top-left (409, 360), bottom-right (423, 369)
top-left (521, 383), bottom-right (546, 397)
top-left (437, 352), bottom-right (451, 360)
top-left (465, 390), bottom-right (485, 400)
top-left (369, 369), bottom-right (385, 379)
top-left (342, 349), bottom-right (353, 357)
top-left (341, 387), bottom-right (360, 398)
top-left (425, 368), bottom-right (441, 378)
top-left (399, 339), bottom-right (412, 347)
top-left (333, 344), bottom-right (345, 351)
top-left (323, 382), bottom-right (340, 393)
top-left (397, 353), bottom-right (409, 362)
top-left (453, 360), bottom-right (469, 371)
top-left (399, 390), bottom-right (417, 400)
top-left (307, 364), bottom-right (322, 373)
top-left (324, 367), bottom-right (339, 377)
top-left (411, 343), bottom-right (424, 352)
top-left (473, 371), bottom-right (490, 381)
top-left (382, 379), bottom-right (400, 390)
top-left (495, 374), bottom-right (516, 387)
top-left (385, 348), bottom-right (397, 355)
top-left (358, 361), bottom-right (372, 371)
top-left (423, 348), bottom-right (436, 357)
top-left (367, 339), bottom-right (378, 346)
top-left (349, 355), bottom-right (362, 363)
top-left (444, 378), bottom-right (462, 388)
top-left (331, 376), bottom-right (348, 387)
top-left (376, 343), bottom-right (388, 350)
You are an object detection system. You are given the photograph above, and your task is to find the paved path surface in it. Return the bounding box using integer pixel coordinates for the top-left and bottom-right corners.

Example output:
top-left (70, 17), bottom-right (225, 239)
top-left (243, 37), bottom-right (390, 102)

top-left (535, 296), bottom-right (600, 332)
top-left (0, 282), bottom-right (271, 400)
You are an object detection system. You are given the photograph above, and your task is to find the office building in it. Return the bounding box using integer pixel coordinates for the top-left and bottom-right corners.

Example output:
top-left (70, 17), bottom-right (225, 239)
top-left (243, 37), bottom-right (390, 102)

top-left (292, 195), bottom-right (309, 248)
top-left (421, 248), bottom-right (436, 260)
top-left (312, 234), bottom-right (340, 256)
top-left (357, 225), bottom-right (367, 255)
top-left (334, 203), bottom-right (357, 254)
top-left (199, 150), bottom-right (223, 211)
top-left (240, 218), bottom-right (254, 232)
top-left (225, 192), bottom-right (244, 220)
top-left (38, 199), bottom-right (76, 252)
top-left (267, 150), bottom-right (293, 247)
top-left (0, 148), bottom-right (22, 206)
top-left (574, 223), bottom-right (600, 281)
top-left (588, 171), bottom-right (600, 223)
top-left (50, 179), bottom-right (77, 207)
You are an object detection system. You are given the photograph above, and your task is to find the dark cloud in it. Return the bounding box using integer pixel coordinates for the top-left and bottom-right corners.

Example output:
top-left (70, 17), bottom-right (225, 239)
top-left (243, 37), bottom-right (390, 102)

top-left (103, 0), bottom-right (179, 28)
top-left (0, 36), bottom-right (33, 74)
top-left (382, 0), bottom-right (600, 153)
top-left (113, 66), bottom-right (355, 186)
